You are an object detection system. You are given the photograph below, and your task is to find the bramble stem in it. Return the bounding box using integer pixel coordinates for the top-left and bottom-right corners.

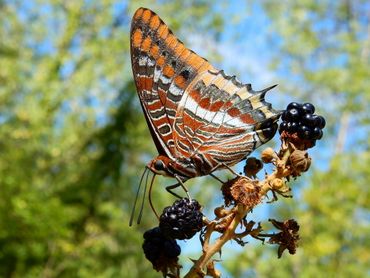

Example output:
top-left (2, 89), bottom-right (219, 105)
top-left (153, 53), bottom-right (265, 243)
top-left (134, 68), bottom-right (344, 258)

top-left (184, 143), bottom-right (292, 278)
top-left (184, 205), bottom-right (248, 278)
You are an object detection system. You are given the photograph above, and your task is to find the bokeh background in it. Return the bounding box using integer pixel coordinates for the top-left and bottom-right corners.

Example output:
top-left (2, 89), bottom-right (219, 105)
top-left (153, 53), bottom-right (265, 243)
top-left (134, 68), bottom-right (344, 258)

top-left (1, 0), bottom-right (369, 277)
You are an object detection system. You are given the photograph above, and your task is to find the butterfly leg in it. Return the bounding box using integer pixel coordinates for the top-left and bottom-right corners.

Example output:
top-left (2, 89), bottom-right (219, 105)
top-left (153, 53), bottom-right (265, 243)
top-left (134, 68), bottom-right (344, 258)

top-left (221, 163), bottom-right (253, 180)
top-left (209, 173), bottom-right (225, 184)
top-left (221, 163), bottom-right (241, 176)
top-left (165, 175), bottom-right (192, 200)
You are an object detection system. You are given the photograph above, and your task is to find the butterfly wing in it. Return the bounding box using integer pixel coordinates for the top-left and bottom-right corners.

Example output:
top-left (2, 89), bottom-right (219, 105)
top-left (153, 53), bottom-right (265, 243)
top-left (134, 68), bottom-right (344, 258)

top-left (130, 7), bottom-right (215, 159)
top-left (173, 70), bottom-right (281, 174)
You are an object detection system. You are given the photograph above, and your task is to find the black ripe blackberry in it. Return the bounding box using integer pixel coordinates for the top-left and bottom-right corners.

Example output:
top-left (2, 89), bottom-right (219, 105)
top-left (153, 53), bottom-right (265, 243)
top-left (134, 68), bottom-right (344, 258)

top-left (317, 115), bottom-right (326, 129)
top-left (286, 108), bottom-right (301, 122)
top-left (279, 102), bottom-right (326, 147)
top-left (287, 102), bottom-right (302, 111)
top-left (142, 227), bottom-right (181, 271)
top-left (159, 198), bottom-right (203, 240)
top-left (302, 102), bottom-right (315, 114)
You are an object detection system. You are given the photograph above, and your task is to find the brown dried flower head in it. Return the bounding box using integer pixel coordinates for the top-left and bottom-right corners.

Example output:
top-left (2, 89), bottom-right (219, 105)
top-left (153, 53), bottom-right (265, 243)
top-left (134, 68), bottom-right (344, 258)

top-left (268, 219), bottom-right (300, 258)
top-left (222, 177), bottom-right (261, 209)
top-left (289, 149), bottom-right (311, 175)
top-left (281, 131), bottom-right (316, 150)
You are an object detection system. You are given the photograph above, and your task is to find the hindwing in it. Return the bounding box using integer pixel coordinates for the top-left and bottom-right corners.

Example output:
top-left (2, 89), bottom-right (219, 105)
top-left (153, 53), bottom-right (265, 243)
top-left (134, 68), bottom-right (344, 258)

top-left (173, 70), bottom-right (280, 173)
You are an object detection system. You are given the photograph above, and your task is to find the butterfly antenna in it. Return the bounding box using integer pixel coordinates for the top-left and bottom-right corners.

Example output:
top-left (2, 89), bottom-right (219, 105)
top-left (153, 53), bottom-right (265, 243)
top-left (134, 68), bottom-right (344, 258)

top-left (148, 173), bottom-right (160, 220)
top-left (129, 166), bottom-right (148, 226)
top-left (137, 168), bottom-right (151, 224)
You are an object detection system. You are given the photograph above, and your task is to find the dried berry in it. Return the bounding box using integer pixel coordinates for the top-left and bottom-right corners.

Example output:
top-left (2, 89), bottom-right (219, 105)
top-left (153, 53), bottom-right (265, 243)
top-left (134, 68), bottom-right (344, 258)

top-left (244, 157), bottom-right (263, 177)
top-left (289, 149), bottom-right (311, 174)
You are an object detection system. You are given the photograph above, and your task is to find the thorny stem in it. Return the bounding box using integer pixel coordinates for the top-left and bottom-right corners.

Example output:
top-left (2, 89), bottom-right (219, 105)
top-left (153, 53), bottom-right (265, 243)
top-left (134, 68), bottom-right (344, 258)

top-left (184, 145), bottom-right (292, 278)
top-left (184, 205), bottom-right (248, 278)
top-left (260, 146), bottom-right (291, 196)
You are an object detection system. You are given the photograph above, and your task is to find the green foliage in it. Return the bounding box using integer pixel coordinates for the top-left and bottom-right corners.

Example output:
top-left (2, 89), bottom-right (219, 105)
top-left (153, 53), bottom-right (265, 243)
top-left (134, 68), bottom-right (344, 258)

top-left (0, 1), bottom-right (224, 277)
top-left (223, 1), bottom-right (369, 277)
top-left (1, 0), bottom-right (368, 277)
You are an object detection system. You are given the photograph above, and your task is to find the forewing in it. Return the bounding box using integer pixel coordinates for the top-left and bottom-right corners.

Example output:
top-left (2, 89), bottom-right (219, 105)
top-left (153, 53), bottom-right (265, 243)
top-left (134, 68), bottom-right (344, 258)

top-left (173, 70), bottom-right (281, 170)
top-left (130, 7), bottom-right (215, 159)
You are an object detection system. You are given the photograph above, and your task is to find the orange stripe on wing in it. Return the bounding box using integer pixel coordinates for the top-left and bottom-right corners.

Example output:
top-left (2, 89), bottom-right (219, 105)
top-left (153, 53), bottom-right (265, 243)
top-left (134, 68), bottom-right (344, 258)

top-left (174, 75), bottom-right (186, 89)
top-left (228, 107), bottom-right (241, 117)
top-left (142, 36), bottom-right (152, 52)
top-left (132, 28), bottom-right (143, 48)
top-left (159, 25), bottom-right (169, 39)
top-left (156, 55), bottom-right (166, 67)
top-left (198, 63), bottom-right (214, 72)
top-left (209, 100), bottom-right (224, 112)
top-left (198, 97), bottom-right (210, 109)
top-left (186, 53), bottom-right (206, 71)
top-left (142, 9), bottom-right (152, 23)
top-left (189, 88), bottom-right (201, 103)
top-left (240, 113), bottom-right (255, 124)
top-left (149, 14), bottom-right (160, 29)
top-left (174, 43), bottom-right (186, 56)
top-left (178, 48), bottom-right (191, 61)
top-left (163, 65), bottom-right (175, 78)
top-left (165, 33), bottom-right (178, 49)
top-left (137, 76), bottom-right (153, 91)
top-left (134, 8), bottom-right (144, 20)
top-left (150, 44), bottom-right (160, 59)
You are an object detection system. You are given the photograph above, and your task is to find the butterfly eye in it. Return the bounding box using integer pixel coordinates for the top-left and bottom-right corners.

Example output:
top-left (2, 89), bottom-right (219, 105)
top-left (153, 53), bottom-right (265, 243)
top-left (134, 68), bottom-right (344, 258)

top-left (154, 160), bottom-right (165, 171)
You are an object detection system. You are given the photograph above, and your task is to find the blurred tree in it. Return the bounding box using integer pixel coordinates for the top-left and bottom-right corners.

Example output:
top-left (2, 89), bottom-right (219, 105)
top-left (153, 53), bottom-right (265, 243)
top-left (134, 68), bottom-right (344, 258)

top-left (224, 0), bottom-right (370, 277)
top-left (0, 1), bottom-right (224, 277)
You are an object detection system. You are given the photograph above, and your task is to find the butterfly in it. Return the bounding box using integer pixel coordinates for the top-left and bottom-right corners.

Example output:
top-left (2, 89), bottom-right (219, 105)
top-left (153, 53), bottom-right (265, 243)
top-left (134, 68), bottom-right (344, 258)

top-left (130, 7), bottom-right (280, 190)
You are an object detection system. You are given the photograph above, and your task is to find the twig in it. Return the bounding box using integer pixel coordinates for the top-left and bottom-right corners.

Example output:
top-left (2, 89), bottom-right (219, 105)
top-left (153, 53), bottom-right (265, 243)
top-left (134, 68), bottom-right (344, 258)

top-left (184, 144), bottom-right (293, 277)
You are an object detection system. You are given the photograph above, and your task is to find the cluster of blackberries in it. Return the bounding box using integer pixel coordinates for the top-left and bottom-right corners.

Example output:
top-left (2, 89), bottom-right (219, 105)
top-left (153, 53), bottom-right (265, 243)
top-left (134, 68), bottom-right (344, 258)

top-left (279, 102), bottom-right (325, 145)
top-left (142, 227), bottom-right (181, 271)
top-left (142, 198), bottom-right (203, 270)
top-left (159, 198), bottom-right (204, 240)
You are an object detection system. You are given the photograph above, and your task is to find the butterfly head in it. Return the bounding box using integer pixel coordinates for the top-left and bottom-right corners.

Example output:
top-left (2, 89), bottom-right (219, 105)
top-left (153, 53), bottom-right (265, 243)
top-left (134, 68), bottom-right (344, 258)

top-left (148, 155), bottom-right (173, 177)
top-left (148, 155), bottom-right (197, 181)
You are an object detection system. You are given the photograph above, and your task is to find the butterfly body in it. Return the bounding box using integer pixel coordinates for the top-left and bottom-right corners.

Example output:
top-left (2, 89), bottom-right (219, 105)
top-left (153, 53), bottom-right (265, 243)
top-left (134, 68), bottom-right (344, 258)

top-left (131, 7), bottom-right (281, 181)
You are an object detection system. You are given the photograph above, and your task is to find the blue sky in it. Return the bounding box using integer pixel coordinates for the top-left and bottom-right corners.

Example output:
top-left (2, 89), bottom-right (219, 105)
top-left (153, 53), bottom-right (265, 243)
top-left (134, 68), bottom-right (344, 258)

top-left (13, 0), bottom-right (368, 275)
top-left (177, 1), bottom-right (289, 270)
